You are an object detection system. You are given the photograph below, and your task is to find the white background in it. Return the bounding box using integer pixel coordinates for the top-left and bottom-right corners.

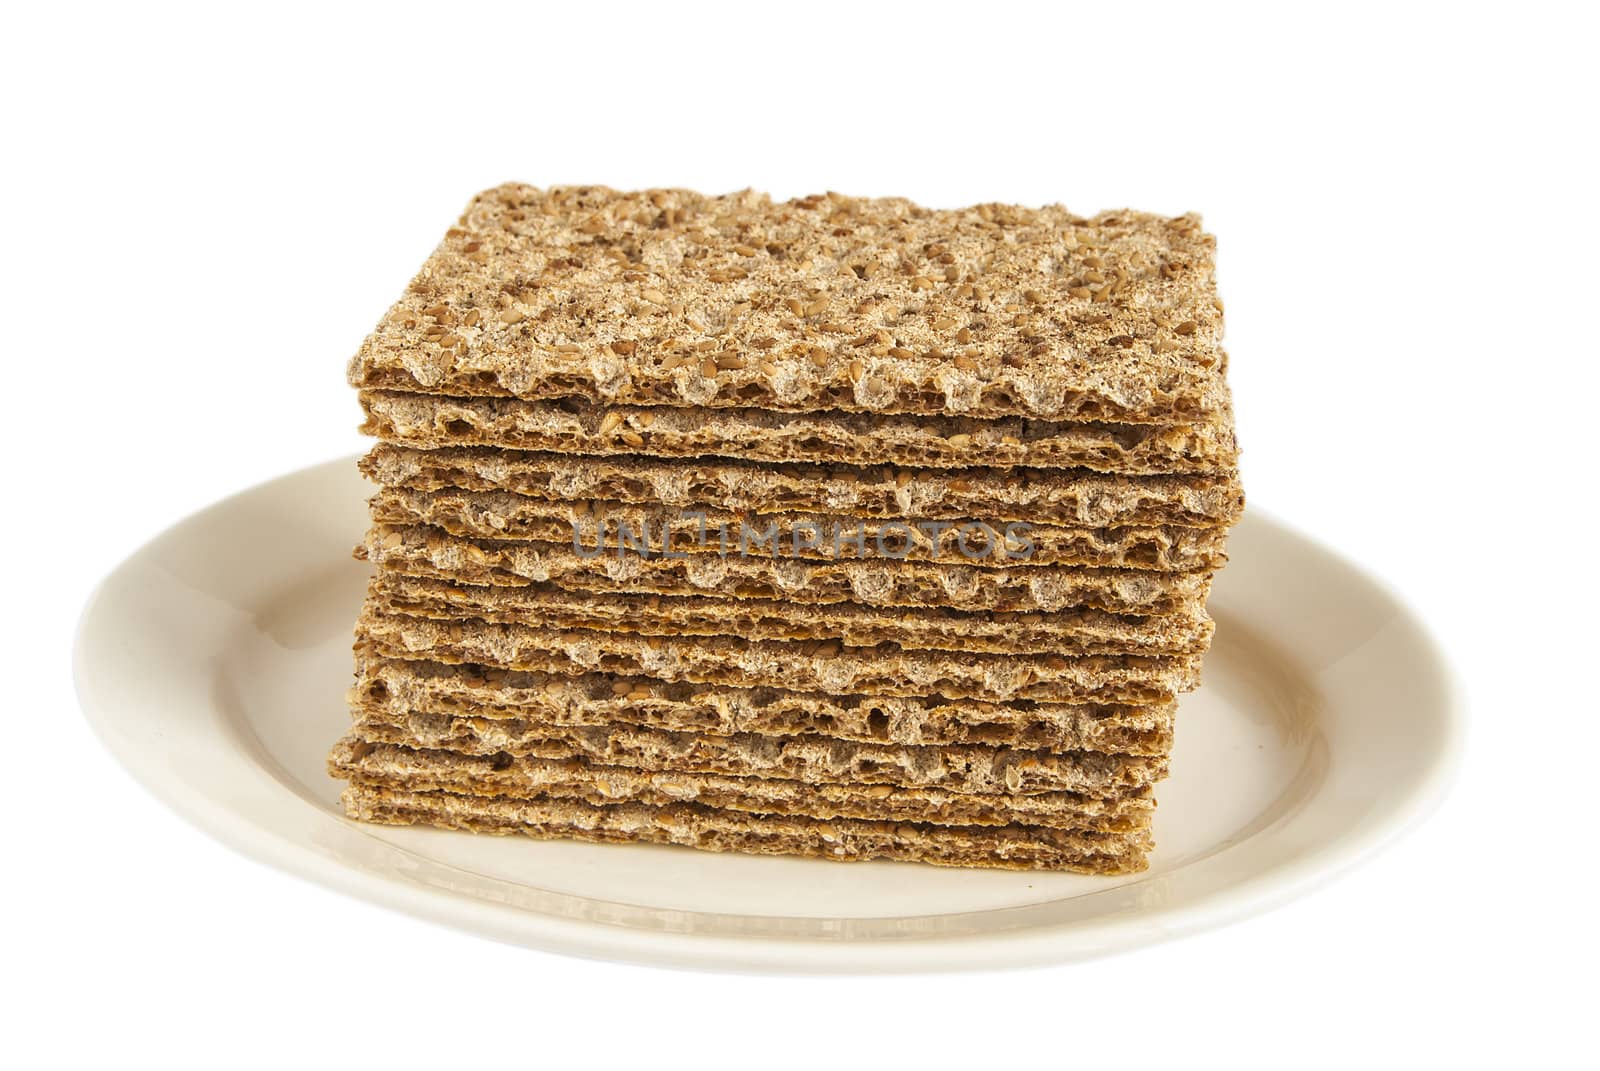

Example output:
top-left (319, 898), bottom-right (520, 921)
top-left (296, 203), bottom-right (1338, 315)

top-left (4, 1), bottom-right (1594, 1066)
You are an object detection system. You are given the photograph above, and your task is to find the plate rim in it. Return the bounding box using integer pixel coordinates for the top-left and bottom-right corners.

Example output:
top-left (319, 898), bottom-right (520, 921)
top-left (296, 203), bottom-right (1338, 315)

top-left (72, 457), bottom-right (1466, 974)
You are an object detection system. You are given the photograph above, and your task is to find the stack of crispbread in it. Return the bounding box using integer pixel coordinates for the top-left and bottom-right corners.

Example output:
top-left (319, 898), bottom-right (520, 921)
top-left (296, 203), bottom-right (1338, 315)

top-left (331, 184), bottom-right (1243, 873)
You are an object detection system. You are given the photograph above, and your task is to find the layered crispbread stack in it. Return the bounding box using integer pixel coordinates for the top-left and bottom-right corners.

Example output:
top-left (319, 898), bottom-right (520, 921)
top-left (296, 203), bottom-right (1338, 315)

top-left (332, 184), bottom-right (1242, 872)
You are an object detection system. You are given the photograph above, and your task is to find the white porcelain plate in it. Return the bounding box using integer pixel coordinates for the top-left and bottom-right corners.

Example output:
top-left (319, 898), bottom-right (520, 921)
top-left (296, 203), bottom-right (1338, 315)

top-left (74, 458), bottom-right (1461, 973)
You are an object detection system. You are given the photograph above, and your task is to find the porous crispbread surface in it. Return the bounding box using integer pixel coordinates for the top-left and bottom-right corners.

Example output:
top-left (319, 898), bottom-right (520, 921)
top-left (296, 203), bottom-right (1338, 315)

top-left (359, 443), bottom-right (1244, 528)
top-left (369, 488), bottom-right (1230, 571)
top-left (347, 185), bottom-right (1226, 425)
top-left (357, 605), bottom-right (1203, 703)
top-left (341, 785), bottom-right (1151, 873)
top-left (359, 392), bottom-right (1240, 473)
top-left (367, 572), bottom-right (1214, 657)
top-left (346, 711), bottom-right (1165, 796)
top-left (361, 523), bottom-right (1212, 615)
top-left (355, 655), bottom-right (1177, 752)
top-left (329, 738), bottom-right (1156, 832)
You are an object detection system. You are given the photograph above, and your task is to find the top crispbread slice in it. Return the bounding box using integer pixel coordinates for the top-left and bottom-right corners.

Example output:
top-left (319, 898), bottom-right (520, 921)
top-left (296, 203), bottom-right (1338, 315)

top-left (347, 184), bottom-right (1230, 424)
top-left (358, 443), bottom-right (1245, 528)
top-left (358, 392), bottom-right (1240, 474)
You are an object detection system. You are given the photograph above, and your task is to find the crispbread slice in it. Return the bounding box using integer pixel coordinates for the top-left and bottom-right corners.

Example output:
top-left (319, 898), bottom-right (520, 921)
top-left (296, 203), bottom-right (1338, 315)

top-left (367, 572), bottom-right (1214, 657)
top-left (348, 708), bottom-right (1166, 796)
top-left (361, 440), bottom-right (1245, 527)
top-left (369, 488), bottom-right (1229, 571)
top-left (357, 605), bottom-right (1203, 703)
top-left (361, 443), bottom-right (1243, 530)
top-left (340, 784), bottom-right (1151, 873)
top-left (356, 655), bottom-right (1176, 752)
top-left (359, 391), bottom-right (1237, 473)
top-left (362, 523), bottom-right (1213, 615)
top-left (346, 184), bottom-right (1228, 426)
top-left (330, 738), bottom-right (1156, 832)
